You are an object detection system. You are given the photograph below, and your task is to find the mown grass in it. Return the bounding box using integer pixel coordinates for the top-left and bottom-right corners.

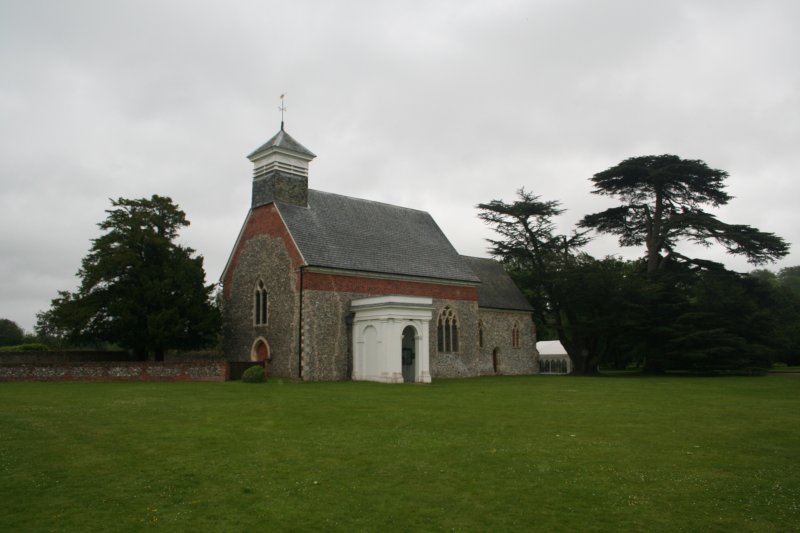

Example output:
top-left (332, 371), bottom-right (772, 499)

top-left (1, 375), bottom-right (798, 532)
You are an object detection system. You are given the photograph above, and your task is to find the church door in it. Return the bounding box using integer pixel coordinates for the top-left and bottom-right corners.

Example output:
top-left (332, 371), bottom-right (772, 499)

top-left (401, 326), bottom-right (417, 383)
top-left (254, 339), bottom-right (271, 377)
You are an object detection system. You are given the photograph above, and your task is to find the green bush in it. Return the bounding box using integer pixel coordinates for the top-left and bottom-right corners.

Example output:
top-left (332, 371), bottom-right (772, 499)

top-left (241, 365), bottom-right (265, 383)
top-left (0, 343), bottom-right (49, 352)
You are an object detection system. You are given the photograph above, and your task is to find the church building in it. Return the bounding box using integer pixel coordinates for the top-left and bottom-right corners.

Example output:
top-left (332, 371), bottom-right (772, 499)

top-left (221, 124), bottom-right (538, 382)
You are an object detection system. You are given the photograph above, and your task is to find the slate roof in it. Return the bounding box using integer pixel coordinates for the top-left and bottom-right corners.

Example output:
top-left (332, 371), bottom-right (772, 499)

top-left (460, 256), bottom-right (533, 311)
top-left (248, 127), bottom-right (316, 160)
top-left (276, 190), bottom-right (480, 283)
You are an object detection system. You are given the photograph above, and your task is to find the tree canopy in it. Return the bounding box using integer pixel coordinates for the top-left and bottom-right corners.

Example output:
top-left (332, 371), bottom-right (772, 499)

top-left (479, 157), bottom-right (793, 374)
top-left (477, 190), bottom-right (588, 316)
top-left (579, 155), bottom-right (789, 273)
top-left (36, 195), bottom-right (220, 359)
top-left (0, 318), bottom-right (25, 347)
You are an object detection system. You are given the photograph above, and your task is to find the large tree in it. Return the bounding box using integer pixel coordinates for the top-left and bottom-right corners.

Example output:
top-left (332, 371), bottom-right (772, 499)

top-left (0, 318), bottom-right (25, 347)
top-left (579, 155), bottom-right (789, 273)
top-left (477, 189), bottom-right (610, 374)
top-left (36, 195), bottom-right (220, 360)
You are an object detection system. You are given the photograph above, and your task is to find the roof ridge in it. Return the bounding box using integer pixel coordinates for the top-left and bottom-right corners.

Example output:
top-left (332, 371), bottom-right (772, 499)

top-left (307, 189), bottom-right (434, 215)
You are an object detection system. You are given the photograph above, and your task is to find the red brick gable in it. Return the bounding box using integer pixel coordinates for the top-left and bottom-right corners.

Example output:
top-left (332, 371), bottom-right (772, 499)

top-left (222, 204), bottom-right (304, 299)
top-left (303, 271), bottom-right (478, 301)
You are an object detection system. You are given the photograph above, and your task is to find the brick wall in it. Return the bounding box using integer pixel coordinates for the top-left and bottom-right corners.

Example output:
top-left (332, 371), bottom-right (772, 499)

top-left (303, 271), bottom-right (478, 301)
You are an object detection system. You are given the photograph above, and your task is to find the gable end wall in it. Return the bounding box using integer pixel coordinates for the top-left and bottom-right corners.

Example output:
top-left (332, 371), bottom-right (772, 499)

top-left (222, 205), bottom-right (303, 377)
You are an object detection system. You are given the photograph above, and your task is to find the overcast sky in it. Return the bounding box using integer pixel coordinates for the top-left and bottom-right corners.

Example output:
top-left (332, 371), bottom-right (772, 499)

top-left (1, 0), bottom-right (798, 332)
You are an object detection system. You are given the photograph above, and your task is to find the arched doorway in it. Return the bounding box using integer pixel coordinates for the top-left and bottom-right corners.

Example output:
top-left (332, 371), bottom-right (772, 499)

top-left (492, 347), bottom-right (499, 374)
top-left (251, 338), bottom-right (271, 376)
top-left (402, 326), bottom-right (417, 383)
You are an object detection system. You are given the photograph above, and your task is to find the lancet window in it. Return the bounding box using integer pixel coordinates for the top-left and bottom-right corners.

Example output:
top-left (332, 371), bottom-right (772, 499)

top-left (254, 280), bottom-right (268, 326)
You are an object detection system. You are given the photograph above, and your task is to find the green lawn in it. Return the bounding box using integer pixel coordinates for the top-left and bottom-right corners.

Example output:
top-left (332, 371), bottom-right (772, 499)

top-left (1, 376), bottom-right (798, 532)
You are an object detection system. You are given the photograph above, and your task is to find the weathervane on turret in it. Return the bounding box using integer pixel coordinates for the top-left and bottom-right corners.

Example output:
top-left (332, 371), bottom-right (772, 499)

top-left (279, 93), bottom-right (287, 130)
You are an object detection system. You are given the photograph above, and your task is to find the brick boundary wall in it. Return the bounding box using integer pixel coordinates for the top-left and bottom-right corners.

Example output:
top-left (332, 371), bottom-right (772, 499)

top-left (0, 361), bottom-right (229, 382)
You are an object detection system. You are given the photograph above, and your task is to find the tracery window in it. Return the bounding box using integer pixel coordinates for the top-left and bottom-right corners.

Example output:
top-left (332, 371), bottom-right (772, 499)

top-left (254, 280), bottom-right (268, 326)
top-left (437, 306), bottom-right (459, 353)
top-left (512, 321), bottom-right (520, 349)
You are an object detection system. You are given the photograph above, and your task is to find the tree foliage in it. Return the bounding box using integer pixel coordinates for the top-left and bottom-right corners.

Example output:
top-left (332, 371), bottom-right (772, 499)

top-left (629, 264), bottom-right (782, 373)
top-left (748, 267), bottom-right (800, 365)
top-left (0, 318), bottom-right (25, 347)
top-left (580, 155), bottom-right (789, 273)
top-left (544, 255), bottom-right (652, 373)
top-left (35, 195), bottom-right (220, 359)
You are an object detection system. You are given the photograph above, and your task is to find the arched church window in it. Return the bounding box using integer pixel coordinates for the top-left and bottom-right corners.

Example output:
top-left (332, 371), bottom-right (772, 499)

top-left (478, 320), bottom-right (484, 348)
top-left (254, 280), bottom-right (268, 325)
top-left (437, 306), bottom-right (459, 353)
top-left (512, 321), bottom-right (520, 348)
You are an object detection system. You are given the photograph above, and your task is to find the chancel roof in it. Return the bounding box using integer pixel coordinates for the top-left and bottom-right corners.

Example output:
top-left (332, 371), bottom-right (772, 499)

top-left (460, 256), bottom-right (533, 311)
top-left (276, 190), bottom-right (480, 283)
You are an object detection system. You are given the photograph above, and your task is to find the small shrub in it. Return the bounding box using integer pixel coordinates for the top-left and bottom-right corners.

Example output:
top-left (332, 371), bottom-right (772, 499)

top-left (241, 365), bottom-right (266, 383)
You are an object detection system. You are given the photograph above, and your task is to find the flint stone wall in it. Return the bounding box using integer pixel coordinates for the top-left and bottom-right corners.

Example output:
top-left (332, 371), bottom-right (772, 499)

top-left (301, 289), bottom-right (353, 381)
top-left (429, 298), bottom-right (483, 378)
top-left (252, 171), bottom-right (308, 208)
top-left (0, 361), bottom-right (229, 382)
top-left (478, 309), bottom-right (538, 375)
